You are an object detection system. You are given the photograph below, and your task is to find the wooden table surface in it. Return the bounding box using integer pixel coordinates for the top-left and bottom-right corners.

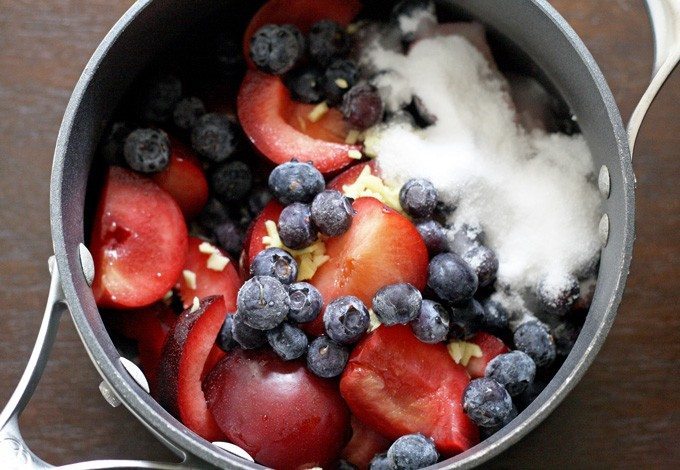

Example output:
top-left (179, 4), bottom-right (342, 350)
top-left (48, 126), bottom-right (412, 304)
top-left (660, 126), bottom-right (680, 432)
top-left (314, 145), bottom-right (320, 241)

top-left (0, 0), bottom-right (677, 468)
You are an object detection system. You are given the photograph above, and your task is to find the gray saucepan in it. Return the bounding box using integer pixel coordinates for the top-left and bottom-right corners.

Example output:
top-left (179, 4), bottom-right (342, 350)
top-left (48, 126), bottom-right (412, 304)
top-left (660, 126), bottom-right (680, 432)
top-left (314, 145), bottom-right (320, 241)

top-left (1, 0), bottom-right (677, 468)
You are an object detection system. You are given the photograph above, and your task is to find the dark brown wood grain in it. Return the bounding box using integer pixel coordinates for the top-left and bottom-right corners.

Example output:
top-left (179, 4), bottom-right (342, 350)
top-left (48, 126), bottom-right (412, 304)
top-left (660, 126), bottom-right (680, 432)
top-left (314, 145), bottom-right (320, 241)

top-left (0, 0), bottom-right (677, 468)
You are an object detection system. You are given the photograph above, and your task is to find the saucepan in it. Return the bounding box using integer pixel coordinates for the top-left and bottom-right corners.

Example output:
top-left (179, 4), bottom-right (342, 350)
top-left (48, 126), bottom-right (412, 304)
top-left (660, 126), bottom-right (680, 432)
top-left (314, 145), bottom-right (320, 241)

top-left (1, 0), bottom-right (677, 468)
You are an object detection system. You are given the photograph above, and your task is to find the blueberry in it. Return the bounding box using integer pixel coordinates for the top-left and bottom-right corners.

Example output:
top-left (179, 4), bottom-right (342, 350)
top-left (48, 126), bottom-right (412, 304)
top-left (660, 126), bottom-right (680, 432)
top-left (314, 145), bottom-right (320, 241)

top-left (286, 66), bottom-right (324, 104)
top-left (308, 20), bottom-right (349, 66)
top-left (123, 128), bottom-right (170, 173)
top-left (410, 299), bottom-right (449, 343)
top-left (427, 253), bottom-right (478, 303)
top-left (197, 198), bottom-right (231, 230)
top-left (372, 283), bottom-right (422, 326)
top-left (211, 161), bottom-right (253, 202)
top-left (324, 296), bottom-right (370, 344)
top-left (386, 434), bottom-right (439, 470)
top-left (462, 245), bottom-right (498, 288)
top-left (232, 311), bottom-right (268, 349)
top-left (268, 160), bottom-right (325, 205)
top-left (536, 274), bottom-right (580, 316)
top-left (249, 24), bottom-right (304, 75)
top-left (267, 322), bottom-right (308, 360)
top-left (400, 178), bottom-right (437, 219)
top-left (101, 122), bottom-right (132, 165)
top-left (480, 298), bottom-right (510, 333)
top-left (213, 36), bottom-right (244, 78)
top-left (479, 405), bottom-right (518, 440)
top-left (552, 321), bottom-right (581, 357)
top-left (173, 96), bottom-right (206, 130)
top-left (247, 188), bottom-right (273, 218)
top-left (216, 315), bottom-right (238, 352)
top-left (448, 300), bottom-right (484, 340)
top-left (391, 0), bottom-right (436, 25)
top-left (369, 453), bottom-right (393, 470)
top-left (287, 282), bottom-right (323, 323)
top-left (250, 248), bottom-right (298, 285)
top-left (213, 219), bottom-right (245, 255)
top-left (138, 73), bottom-right (182, 122)
top-left (307, 336), bottom-right (349, 378)
top-left (310, 190), bottom-right (354, 236)
top-left (324, 59), bottom-right (359, 105)
top-left (485, 351), bottom-right (536, 396)
top-left (341, 83), bottom-right (385, 130)
top-left (462, 377), bottom-right (513, 428)
top-left (191, 113), bottom-right (238, 163)
top-left (415, 219), bottom-right (448, 256)
top-left (278, 203), bottom-right (317, 249)
top-left (236, 276), bottom-right (290, 330)
top-left (513, 321), bottom-right (556, 367)
top-left (448, 224), bottom-right (482, 255)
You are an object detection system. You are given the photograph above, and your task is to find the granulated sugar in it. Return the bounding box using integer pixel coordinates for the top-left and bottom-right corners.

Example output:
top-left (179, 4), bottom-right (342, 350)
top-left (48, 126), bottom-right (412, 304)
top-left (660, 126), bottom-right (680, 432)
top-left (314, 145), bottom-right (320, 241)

top-left (362, 34), bottom-right (601, 293)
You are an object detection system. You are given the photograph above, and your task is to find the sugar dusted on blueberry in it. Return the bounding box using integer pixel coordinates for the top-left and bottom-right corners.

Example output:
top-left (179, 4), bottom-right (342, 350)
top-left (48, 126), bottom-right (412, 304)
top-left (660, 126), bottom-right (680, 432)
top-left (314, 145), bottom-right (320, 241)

top-left (369, 453), bottom-right (393, 470)
top-left (415, 219), bottom-right (448, 256)
top-left (307, 336), bottom-right (349, 378)
top-left (386, 433), bottom-right (439, 469)
top-left (250, 247), bottom-right (298, 285)
top-left (400, 178), bottom-right (438, 219)
top-left (485, 350), bottom-right (536, 396)
top-left (267, 322), bottom-right (308, 360)
top-left (462, 377), bottom-right (513, 428)
top-left (268, 160), bottom-right (325, 205)
top-left (237, 275), bottom-right (290, 330)
top-left (372, 283), bottom-right (422, 326)
top-left (513, 320), bottom-right (556, 367)
top-left (324, 296), bottom-right (370, 344)
top-left (537, 273), bottom-right (580, 316)
top-left (462, 244), bottom-right (498, 288)
top-left (123, 128), bottom-right (170, 174)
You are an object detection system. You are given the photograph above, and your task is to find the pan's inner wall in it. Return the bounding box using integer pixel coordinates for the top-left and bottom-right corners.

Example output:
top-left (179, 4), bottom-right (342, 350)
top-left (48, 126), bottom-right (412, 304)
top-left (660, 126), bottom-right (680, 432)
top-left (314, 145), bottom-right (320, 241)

top-left (52, 0), bottom-right (632, 468)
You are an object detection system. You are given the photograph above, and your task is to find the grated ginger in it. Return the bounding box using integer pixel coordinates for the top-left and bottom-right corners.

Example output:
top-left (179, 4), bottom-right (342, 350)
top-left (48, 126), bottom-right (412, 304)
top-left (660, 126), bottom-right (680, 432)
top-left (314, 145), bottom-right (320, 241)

top-left (342, 165), bottom-right (403, 212)
top-left (262, 220), bottom-right (330, 281)
top-left (447, 340), bottom-right (483, 367)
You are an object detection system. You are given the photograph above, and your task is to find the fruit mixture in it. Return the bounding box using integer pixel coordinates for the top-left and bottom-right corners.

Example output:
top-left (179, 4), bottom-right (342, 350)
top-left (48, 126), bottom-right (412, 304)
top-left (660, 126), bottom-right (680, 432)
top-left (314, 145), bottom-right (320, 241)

top-left (91, 1), bottom-right (600, 469)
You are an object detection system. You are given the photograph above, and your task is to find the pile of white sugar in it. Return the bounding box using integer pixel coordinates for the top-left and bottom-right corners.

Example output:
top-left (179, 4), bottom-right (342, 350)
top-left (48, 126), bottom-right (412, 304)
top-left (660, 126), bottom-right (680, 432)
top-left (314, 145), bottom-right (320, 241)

top-left (362, 34), bottom-right (601, 293)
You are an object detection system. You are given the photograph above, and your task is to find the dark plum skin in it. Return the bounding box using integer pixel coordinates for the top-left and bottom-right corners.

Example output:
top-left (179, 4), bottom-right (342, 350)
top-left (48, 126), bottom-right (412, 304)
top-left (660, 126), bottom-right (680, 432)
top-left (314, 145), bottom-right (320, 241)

top-left (204, 349), bottom-right (351, 470)
top-left (156, 296), bottom-right (226, 441)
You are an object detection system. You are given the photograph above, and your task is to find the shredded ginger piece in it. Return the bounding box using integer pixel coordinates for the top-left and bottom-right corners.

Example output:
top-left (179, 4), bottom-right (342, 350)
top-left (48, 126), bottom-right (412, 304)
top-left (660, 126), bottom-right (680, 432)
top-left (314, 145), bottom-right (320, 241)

top-left (261, 220), bottom-right (330, 281)
top-left (190, 296), bottom-right (200, 313)
top-left (207, 252), bottom-right (230, 271)
top-left (182, 270), bottom-right (197, 290)
top-left (308, 101), bottom-right (329, 123)
top-left (198, 241), bottom-right (219, 254)
top-left (447, 340), bottom-right (483, 367)
top-left (367, 309), bottom-right (382, 332)
top-left (342, 165), bottom-right (403, 212)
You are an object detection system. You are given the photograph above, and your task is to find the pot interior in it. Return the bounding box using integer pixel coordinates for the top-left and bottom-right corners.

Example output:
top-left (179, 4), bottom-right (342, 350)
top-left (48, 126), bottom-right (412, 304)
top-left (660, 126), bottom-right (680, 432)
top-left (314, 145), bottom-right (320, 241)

top-left (51, 0), bottom-right (633, 468)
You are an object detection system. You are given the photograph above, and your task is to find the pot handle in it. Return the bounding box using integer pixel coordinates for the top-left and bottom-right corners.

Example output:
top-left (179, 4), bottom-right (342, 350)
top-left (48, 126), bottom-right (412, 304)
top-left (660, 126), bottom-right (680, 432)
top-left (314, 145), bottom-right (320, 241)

top-left (628, 0), bottom-right (680, 154)
top-left (0, 258), bottom-right (186, 470)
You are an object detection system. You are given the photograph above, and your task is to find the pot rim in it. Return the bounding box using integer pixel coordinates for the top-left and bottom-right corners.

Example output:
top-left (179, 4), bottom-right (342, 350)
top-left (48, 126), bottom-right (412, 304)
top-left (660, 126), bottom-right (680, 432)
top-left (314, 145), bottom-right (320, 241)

top-left (49, 0), bottom-right (635, 468)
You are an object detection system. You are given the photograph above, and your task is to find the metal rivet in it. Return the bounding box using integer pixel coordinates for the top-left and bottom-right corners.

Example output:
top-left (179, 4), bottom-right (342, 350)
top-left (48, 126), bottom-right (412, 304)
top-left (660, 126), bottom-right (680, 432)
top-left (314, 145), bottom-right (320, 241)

top-left (598, 165), bottom-right (610, 198)
top-left (48, 255), bottom-right (56, 275)
top-left (98, 381), bottom-right (121, 407)
top-left (119, 357), bottom-right (150, 393)
top-left (0, 438), bottom-right (32, 467)
top-left (599, 213), bottom-right (609, 246)
top-left (78, 243), bottom-right (95, 287)
top-left (212, 442), bottom-right (255, 462)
